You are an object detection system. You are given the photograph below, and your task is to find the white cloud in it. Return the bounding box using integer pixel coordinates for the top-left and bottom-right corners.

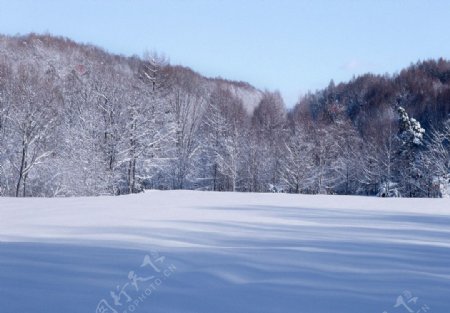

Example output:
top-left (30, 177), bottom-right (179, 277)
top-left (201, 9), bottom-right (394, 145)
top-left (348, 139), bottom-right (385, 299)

top-left (340, 59), bottom-right (365, 71)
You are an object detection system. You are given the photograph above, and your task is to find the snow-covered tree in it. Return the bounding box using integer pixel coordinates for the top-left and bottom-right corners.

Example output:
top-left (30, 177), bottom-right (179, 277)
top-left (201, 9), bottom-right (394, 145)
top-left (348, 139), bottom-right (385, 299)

top-left (168, 86), bottom-right (205, 189)
top-left (423, 119), bottom-right (450, 197)
top-left (250, 91), bottom-right (286, 191)
top-left (6, 63), bottom-right (61, 197)
top-left (279, 124), bottom-right (314, 193)
top-left (394, 106), bottom-right (426, 197)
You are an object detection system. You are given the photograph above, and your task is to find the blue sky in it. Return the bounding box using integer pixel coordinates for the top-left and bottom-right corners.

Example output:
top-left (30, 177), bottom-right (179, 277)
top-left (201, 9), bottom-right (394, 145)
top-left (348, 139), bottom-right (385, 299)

top-left (1, 0), bottom-right (450, 107)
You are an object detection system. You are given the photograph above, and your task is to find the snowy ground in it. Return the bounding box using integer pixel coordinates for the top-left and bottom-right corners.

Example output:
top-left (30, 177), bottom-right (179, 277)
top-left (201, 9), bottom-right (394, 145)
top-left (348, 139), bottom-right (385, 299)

top-left (0, 191), bottom-right (449, 313)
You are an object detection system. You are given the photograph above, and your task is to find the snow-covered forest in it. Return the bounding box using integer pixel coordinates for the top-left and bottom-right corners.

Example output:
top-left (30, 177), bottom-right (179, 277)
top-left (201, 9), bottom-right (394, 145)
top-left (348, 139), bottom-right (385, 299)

top-left (0, 34), bottom-right (449, 198)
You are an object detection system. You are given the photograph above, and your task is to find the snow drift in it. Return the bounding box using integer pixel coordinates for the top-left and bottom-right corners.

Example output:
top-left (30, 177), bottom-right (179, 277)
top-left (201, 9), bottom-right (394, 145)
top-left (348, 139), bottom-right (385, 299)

top-left (0, 191), bottom-right (449, 313)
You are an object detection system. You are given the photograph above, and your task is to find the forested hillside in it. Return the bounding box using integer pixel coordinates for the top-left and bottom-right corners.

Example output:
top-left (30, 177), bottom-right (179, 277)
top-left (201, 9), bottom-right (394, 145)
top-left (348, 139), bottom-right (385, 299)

top-left (0, 34), bottom-right (449, 197)
top-left (291, 59), bottom-right (450, 197)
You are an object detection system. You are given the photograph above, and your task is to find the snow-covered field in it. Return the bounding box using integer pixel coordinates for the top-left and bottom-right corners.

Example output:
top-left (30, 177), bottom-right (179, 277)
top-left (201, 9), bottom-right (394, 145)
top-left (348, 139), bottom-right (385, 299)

top-left (0, 191), bottom-right (449, 313)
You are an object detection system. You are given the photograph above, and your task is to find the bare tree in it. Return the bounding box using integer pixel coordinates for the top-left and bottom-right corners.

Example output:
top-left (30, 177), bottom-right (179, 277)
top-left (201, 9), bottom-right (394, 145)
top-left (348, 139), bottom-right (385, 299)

top-left (7, 63), bottom-right (60, 196)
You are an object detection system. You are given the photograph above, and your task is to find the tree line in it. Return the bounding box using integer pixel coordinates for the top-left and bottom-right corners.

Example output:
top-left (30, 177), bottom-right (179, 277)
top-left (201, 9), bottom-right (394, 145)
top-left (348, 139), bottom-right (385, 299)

top-left (0, 34), bottom-right (449, 197)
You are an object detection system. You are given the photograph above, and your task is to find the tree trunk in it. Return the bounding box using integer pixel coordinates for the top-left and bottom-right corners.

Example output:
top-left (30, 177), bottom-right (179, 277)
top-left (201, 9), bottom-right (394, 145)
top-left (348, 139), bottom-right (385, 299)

top-left (15, 143), bottom-right (27, 197)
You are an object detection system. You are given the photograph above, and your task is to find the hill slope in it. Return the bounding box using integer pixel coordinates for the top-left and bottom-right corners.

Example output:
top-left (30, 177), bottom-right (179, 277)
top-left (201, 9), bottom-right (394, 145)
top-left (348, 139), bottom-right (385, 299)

top-left (0, 33), bottom-right (263, 113)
